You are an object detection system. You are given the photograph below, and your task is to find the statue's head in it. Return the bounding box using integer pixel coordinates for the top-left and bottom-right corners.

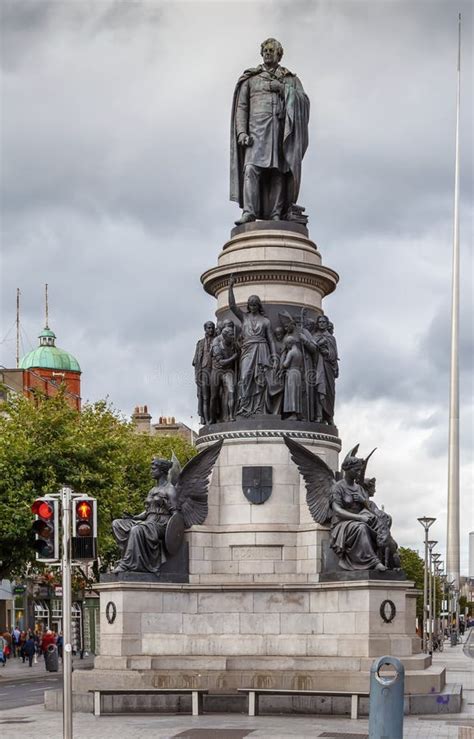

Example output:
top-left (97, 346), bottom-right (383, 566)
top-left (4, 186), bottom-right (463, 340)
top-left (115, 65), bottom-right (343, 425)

top-left (247, 295), bottom-right (264, 315)
top-left (151, 457), bottom-right (173, 479)
top-left (204, 321), bottom-right (216, 338)
top-left (317, 315), bottom-right (329, 331)
top-left (341, 456), bottom-right (364, 479)
top-left (261, 38), bottom-right (284, 65)
top-left (274, 325), bottom-right (285, 341)
top-left (222, 323), bottom-right (235, 341)
top-left (327, 320), bottom-right (334, 335)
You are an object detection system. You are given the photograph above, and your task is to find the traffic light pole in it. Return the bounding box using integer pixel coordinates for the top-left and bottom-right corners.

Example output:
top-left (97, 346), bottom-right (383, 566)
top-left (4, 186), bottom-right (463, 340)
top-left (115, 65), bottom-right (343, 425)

top-left (61, 486), bottom-right (73, 739)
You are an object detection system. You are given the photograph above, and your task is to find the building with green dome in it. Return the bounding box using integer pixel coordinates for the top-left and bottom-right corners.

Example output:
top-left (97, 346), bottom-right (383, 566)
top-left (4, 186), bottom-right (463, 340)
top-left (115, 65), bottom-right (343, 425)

top-left (20, 326), bottom-right (81, 374)
top-left (1, 324), bottom-right (82, 410)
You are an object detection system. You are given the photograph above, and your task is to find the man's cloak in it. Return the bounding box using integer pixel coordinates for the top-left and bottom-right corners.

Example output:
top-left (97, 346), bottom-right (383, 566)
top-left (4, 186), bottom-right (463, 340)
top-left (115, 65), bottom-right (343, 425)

top-left (229, 65), bottom-right (310, 211)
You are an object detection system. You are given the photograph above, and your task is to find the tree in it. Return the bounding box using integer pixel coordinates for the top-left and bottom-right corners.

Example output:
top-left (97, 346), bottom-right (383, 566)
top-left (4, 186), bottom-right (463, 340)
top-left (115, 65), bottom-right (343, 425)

top-left (0, 388), bottom-right (196, 579)
top-left (399, 547), bottom-right (425, 622)
top-left (399, 547), bottom-right (443, 624)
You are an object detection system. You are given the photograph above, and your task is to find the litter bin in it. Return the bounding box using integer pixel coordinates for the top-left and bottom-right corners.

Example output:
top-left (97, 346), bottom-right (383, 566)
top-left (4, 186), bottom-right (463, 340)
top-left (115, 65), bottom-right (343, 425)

top-left (45, 643), bottom-right (59, 672)
top-left (368, 655), bottom-right (404, 739)
top-left (450, 630), bottom-right (458, 647)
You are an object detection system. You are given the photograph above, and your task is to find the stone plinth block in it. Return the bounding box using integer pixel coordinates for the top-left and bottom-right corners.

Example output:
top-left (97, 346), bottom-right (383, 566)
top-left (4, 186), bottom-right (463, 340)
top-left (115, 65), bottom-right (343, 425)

top-left (201, 223), bottom-right (338, 318)
top-left (187, 426), bottom-right (340, 584)
top-left (61, 579), bottom-right (452, 715)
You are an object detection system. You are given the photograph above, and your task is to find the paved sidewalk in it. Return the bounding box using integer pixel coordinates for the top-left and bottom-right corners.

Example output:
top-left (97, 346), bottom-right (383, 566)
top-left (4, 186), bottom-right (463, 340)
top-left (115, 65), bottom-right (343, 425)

top-left (0, 639), bottom-right (472, 738)
top-left (0, 653), bottom-right (94, 681)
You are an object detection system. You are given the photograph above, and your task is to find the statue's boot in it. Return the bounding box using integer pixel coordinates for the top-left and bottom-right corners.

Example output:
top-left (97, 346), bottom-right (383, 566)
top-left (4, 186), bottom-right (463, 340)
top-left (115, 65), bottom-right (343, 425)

top-left (235, 212), bottom-right (256, 226)
top-left (112, 562), bottom-right (128, 574)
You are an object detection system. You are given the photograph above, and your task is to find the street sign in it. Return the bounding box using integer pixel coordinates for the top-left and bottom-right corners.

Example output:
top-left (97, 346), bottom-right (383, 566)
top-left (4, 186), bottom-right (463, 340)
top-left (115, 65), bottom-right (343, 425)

top-left (13, 585), bottom-right (26, 595)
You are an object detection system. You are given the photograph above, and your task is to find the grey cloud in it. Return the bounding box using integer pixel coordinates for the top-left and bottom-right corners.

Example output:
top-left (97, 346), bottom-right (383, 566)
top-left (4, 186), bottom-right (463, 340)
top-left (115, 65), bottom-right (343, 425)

top-left (1, 1), bottom-right (473, 571)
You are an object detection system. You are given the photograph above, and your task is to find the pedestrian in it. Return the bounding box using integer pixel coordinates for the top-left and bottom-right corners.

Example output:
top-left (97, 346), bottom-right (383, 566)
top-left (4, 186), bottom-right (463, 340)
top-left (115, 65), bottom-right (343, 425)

top-left (0, 633), bottom-right (6, 667)
top-left (32, 631), bottom-right (40, 664)
top-left (23, 635), bottom-right (36, 667)
top-left (19, 630), bottom-right (27, 662)
top-left (56, 632), bottom-right (64, 661)
top-left (11, 626), bottom-right (20, 658)
top-left (459, 619), bottom-right (465, 636)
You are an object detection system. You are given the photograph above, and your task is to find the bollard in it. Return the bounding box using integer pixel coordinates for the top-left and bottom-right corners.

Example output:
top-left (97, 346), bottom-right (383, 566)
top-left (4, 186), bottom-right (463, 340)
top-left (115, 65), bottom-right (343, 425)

top-left (45, 643), bottom-right (59, 672)
top-left (368, 655), bottom-right (404, 739)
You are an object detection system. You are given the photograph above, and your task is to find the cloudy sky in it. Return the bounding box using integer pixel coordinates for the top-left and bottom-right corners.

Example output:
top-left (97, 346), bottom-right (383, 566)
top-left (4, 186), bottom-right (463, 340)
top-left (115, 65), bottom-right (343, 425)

top-left (1, 0), bottom-right (472, 573)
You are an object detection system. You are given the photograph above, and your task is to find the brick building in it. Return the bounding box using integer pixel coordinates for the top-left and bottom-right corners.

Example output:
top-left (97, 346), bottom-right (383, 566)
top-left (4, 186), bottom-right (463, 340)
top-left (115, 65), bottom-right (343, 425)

top-left (1, 324), bottom-right (81, 410)
top-left (131, 406), bottom-right (196, 445)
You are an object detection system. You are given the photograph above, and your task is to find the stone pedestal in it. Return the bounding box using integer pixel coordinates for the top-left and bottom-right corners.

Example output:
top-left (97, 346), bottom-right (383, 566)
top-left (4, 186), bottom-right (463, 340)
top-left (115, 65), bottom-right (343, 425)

top-left (52, 222), bottom-right (458, 716)
top-left (191, 222), bottom-right (342, 585)
top-left (201, 222), bottom-right (338, 320)
top-left (60, 578), bottom-right (453, 716)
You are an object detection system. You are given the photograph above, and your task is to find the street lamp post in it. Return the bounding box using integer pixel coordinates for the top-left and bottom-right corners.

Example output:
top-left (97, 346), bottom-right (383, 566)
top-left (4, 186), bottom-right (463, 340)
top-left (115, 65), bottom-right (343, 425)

top-left (417, 517), bottom-right (436, 653)
top-left (435, 562), bottom-right (444, 637)
top-left (427, 540), bottom-right (438, 653)
top-left (439, 573), bottom-right (448, 635)
top-left (432, 552), bottom-right (441, 640)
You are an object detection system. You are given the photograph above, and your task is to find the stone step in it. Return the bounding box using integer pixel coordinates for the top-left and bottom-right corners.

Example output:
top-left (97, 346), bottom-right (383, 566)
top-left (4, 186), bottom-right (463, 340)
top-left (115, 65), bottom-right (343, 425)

top-left (73, 662), bottom-right (446, 695)
top-left (94, 652), bottom-right (431, 674)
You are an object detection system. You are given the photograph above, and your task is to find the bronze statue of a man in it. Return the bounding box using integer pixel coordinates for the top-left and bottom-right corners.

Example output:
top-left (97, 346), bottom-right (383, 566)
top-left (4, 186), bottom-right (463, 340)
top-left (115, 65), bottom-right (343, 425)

top-left (230, 38), bottom-right (310, 225)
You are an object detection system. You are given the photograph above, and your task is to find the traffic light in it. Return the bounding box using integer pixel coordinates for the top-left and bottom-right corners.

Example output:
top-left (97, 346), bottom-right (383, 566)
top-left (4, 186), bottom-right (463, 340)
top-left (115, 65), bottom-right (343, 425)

top-left (31, 497), bottom-right (59, 561)
top-left (72, 497), bottom-right (97, 560)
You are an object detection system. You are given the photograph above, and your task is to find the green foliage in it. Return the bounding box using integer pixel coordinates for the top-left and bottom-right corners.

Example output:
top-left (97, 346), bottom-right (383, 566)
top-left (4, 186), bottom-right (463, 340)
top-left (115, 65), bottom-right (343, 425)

top-left (399, 546), bottom-right (425, 622)
top-left (0, 389), bottom-right (195, 579)
top-left (398, 547), bottom-right (443, 622)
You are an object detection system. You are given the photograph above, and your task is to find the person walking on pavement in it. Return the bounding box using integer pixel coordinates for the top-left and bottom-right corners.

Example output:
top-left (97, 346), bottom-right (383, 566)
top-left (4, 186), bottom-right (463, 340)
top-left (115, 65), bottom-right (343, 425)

top-left (0, 633), bottom-right (6, 666)
top-left (56, 632), bottom-right (64, 661)
top-left (11, 626), bottom-right (20, 657)
top-left (23, 634), bottom-right (36, 667)
top-left (19, 630), bottom-right (27, 662)
top-left (33, 630), bottom-right (40, 664)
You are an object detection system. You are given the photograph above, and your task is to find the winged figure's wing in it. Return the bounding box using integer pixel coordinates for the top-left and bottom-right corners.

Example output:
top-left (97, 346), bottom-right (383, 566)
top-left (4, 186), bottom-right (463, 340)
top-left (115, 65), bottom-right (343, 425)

top-left (175, 439), bottom-right (223, 527)
top-left (168, 451), bottom-right (182, 486)
top-left (359, 447), bottom-right (377, 482)
top-left (284, 435), bottom-right (335, 524)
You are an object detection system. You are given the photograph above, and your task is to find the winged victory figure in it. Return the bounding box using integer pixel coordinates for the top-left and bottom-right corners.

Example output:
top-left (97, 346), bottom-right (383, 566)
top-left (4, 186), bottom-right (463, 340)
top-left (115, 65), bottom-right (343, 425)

top-left (284, 436), bottom-right (400, 572)
top-left (112, 439), bottom-right (223, 574)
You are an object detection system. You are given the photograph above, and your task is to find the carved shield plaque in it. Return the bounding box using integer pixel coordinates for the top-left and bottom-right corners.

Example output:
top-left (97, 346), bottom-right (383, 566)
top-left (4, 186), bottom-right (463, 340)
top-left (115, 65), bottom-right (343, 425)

top-left (164, 512), bottom-right (185, 556)
top-left (242, 466), bottom-right (272, 505)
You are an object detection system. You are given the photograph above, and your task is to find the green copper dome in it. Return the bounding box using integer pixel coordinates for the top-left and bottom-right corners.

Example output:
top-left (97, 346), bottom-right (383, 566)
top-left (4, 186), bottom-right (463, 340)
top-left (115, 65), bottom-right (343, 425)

top-left (20, 326), bottom-right (81, 373)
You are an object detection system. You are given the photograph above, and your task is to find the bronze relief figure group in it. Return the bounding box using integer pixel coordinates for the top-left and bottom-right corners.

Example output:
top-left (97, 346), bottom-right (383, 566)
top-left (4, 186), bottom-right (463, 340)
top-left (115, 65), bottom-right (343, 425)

top-left (193, 279), bottom-right (339, 426)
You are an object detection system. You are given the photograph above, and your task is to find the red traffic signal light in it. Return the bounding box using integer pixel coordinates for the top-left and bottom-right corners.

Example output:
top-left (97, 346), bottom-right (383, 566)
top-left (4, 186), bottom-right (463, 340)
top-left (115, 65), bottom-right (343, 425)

top-left (31, 500), bottom-right (54, 520)
top-left (31, 497), bottom-right (59, 561)
top-left (72, 497), bottom-right (97, 560)
top-left (76, 501), bottom-right (92, 520)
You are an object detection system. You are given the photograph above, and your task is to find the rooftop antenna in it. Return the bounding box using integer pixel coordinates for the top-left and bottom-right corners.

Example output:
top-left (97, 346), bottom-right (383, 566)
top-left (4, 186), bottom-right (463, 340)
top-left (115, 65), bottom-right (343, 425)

top-left (45, 283), bottom-right (49, 328)
top-left (16, 288), bottom-right (20, 368)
